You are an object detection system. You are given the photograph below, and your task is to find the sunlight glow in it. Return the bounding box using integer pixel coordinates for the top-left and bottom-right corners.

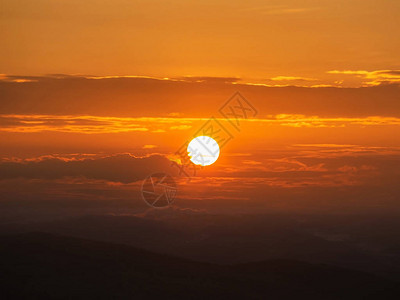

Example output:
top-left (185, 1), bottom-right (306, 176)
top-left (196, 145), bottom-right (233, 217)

top-left (187, 136), bottom-right (220, 166)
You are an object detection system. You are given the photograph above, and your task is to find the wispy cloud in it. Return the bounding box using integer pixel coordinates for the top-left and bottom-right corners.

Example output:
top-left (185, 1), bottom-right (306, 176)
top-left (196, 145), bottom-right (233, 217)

top-left (0, 115), bottom-right (196, 134)
top-left (169, 125), bottom-right (192, 130)
top-left (327, 70), bottom-right (400, 86)
top-left (0, 74), bottom-right (38, 83)
top-left (142, 144), bottom-right (157, 149)
top-left (1, 114), bottom-right (400, 134)
top-left (270, 76), bottom-right (317, 82)
top-left (2, 72), bottom-right (392, 88)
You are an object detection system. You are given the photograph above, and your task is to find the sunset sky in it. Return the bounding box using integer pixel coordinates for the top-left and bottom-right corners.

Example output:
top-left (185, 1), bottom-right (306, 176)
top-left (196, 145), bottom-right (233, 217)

top-left (1, 0), bottom-right (400, 220)
top-left (2, 0), bottom-right (400, 86)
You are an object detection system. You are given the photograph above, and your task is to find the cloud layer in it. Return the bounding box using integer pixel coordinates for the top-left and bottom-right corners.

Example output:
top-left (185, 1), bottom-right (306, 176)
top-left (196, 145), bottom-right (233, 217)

top-left (0, 154), bottom-right (176, 183)
top-left (1, 75), bottom-right (400, 118)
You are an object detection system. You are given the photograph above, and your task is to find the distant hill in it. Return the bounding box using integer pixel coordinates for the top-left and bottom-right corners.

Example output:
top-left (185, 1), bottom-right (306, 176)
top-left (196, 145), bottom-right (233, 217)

top-left (0, 232), bottom-right (399, 299)
top-left (3, 213), bottom-right (400, 280)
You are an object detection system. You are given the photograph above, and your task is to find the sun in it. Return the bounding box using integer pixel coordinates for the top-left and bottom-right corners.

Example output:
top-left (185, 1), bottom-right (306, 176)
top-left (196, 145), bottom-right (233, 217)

top-left (187, 136), bottom-right (220, 166)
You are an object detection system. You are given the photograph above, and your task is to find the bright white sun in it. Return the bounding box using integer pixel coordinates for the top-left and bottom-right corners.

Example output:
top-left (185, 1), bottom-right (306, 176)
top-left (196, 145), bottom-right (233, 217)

top-left (187, 136), bottom-right (220, 166)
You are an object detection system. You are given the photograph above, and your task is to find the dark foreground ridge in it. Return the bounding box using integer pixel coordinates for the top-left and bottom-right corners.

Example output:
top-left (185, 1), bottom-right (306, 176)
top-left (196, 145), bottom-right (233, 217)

top-left (0, 232), bottom-right (399, 299)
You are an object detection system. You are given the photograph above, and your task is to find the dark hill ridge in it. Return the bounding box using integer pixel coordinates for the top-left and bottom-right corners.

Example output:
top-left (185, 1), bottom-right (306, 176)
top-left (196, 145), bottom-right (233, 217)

top-left (0, 232), bottom-right (399, 299)
top-left (4, 213), bottom-right (400, 280)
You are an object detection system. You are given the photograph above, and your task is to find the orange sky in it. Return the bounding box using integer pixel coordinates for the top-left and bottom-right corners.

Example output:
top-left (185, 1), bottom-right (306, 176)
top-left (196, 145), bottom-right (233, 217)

top-left (1, 1), bottom-right (400, 218)
top-left (1, 0), bottom-right (400, 87)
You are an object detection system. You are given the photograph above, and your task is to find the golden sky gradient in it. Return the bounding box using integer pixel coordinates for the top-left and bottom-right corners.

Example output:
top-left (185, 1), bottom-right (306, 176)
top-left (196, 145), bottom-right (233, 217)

top-left (1, 1), bottom-right (400, 217)
top-left (1, 0), bottom-right (400, 87)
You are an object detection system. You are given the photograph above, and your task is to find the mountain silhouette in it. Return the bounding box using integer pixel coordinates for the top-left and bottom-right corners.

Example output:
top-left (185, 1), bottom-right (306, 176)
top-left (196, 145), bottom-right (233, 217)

top-left (0, 232), bottom-right (399, 299)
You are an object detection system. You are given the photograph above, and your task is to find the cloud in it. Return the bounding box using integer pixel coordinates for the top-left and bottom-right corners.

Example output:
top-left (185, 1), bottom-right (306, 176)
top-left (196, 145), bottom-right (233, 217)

top-left (270, 76), bottom-right (317, 82)
top-left (0, 74), bottom-right (174, 82)
top-left (0, 74), bottom-right (39, 83)
top-left (327, 70), bottom-right (400, 86)
top-left (173, 76), bottom-right (240, 84)
top-left (1, 114), bottom-right (400, 134)
top-left (1, 75), bottom-right (400, 118)
top-left (272, 114), bottom-right (400, 127)
top-left (1, 145), bottom-right (400, 216)
top-left (0, 115), bottom-right (152, 133)
top-left (169, 125), bottom-right (192, 130)
top-left (143, 145), bottom-right (157, 149)
top-left (0, 154), bottom-right (177, 183)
